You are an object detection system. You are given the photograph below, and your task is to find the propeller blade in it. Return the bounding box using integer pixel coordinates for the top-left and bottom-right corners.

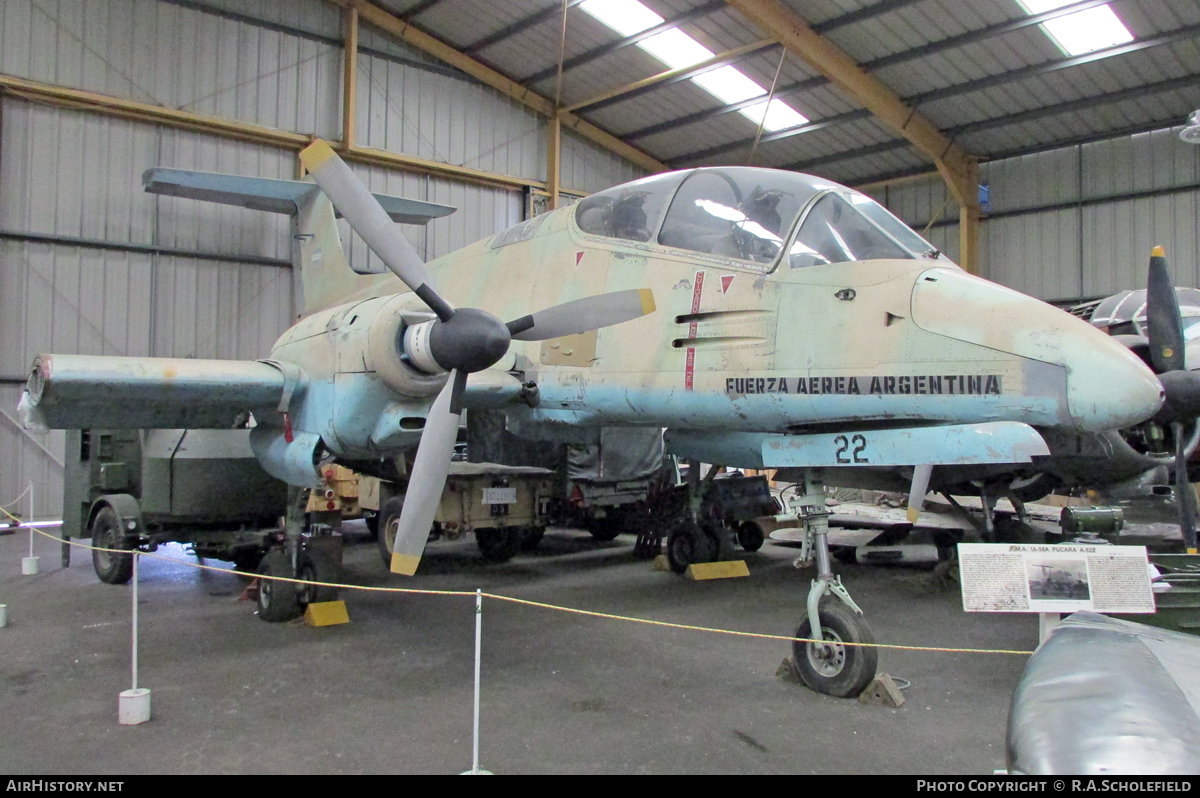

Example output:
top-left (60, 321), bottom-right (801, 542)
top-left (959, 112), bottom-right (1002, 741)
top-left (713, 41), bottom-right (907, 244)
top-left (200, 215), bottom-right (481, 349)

top-left (389, 369), bottom-right (467, 575)
top-left (1146, 245), bottom-right (1185, 373)
top-left (1172, 421), bottom-right (1200, 552)
top-left (507, 289), bottom-right (656, 341)
top-left (299, 140), bottom-right (454, 322)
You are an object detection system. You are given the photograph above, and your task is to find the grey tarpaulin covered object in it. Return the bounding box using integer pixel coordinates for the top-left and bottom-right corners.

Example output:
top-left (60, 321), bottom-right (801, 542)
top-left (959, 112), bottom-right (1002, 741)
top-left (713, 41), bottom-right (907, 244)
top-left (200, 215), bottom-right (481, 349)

top-left (567, 427), bottom-right (665, 483)
top-left (1007, 612), bottom-right (1200, 774)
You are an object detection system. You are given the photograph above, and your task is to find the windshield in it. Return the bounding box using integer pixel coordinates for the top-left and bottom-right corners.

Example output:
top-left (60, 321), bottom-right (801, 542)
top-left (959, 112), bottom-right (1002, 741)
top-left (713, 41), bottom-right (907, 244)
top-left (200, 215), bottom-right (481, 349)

top-left (848, 193), bottom-right (938, 256)
top-left (658, 169), bottom-right (824, 266)
top-left (788, 193), bottom-right (911, 268)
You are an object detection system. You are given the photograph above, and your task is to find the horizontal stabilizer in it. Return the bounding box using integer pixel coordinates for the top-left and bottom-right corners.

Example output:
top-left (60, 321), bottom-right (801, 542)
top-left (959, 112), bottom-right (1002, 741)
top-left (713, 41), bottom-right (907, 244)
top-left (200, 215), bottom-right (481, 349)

top-left (143, 168), bottom-right (455, 224)
top-left (20, 354), bottom-right (293, 430)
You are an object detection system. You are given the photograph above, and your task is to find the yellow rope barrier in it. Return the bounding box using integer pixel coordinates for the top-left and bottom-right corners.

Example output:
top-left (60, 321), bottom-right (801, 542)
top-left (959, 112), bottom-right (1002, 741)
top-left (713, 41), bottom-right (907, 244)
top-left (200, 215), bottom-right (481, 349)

top-left (27, 526), bottom-right (1033, 656)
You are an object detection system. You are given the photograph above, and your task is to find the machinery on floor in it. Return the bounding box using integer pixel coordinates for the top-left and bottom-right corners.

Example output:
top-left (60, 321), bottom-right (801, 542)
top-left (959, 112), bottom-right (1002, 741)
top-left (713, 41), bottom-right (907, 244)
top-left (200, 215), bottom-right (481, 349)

top-left (20, 143), bottom-right (1178, 696)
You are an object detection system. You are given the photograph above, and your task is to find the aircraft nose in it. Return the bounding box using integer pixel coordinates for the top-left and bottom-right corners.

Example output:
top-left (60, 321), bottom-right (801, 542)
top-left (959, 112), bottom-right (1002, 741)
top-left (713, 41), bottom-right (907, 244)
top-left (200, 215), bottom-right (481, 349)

top-left (911, 268), bottom-right (1162, 431)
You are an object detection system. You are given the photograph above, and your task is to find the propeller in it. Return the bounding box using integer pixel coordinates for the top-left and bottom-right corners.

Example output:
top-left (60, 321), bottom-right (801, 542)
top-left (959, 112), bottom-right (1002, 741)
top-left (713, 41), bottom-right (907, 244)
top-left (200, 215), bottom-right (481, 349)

top-left (298, 140), bottom-right (657, 574)
top-left (1141, 246), bottom-right (1200, 550)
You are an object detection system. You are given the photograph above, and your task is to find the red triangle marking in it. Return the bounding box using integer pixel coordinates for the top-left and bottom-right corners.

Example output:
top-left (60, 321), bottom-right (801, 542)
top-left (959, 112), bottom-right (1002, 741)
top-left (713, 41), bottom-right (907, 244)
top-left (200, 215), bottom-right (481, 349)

top-left (721, 275), bottom-right (734, 295)
top-left (575, 251), bottom-right (584, 266)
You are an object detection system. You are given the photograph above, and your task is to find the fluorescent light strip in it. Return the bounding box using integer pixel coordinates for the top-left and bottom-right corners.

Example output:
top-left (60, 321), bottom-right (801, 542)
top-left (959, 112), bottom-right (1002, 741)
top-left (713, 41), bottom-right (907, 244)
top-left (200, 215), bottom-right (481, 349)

top-left (580, 0), bottom-right (808, 133)
top-left (1018, 0), bottom-right (1134, 56)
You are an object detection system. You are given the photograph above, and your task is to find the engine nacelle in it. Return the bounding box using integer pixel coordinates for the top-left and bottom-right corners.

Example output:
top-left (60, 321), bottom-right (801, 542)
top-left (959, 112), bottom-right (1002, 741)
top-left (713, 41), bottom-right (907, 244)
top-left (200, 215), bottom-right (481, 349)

top-left (366, 293), bottom-right (449, 398)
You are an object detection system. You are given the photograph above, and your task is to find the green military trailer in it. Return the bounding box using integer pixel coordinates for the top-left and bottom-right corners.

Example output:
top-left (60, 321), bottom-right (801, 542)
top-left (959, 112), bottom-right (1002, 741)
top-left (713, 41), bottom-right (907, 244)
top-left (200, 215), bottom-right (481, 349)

top-left (62, 428), bottom-right (289, 583)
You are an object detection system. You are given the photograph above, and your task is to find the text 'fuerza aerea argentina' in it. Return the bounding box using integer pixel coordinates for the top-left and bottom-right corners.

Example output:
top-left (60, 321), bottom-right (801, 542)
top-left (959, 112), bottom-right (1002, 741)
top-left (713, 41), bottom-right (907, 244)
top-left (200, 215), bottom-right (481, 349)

top-left (725, 375), bottom-right (1004, 397)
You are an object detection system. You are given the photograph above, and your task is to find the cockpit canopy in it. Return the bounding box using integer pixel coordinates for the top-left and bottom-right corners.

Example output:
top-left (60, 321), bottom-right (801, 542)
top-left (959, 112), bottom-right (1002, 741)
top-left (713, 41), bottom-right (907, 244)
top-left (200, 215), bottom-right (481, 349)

top-left (574, 166), bottom-right (942, 269)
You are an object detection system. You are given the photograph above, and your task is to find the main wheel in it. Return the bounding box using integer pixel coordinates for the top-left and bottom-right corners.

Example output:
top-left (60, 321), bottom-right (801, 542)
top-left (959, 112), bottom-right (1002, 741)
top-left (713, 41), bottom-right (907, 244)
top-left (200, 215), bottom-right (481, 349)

top-left (791, 599), bottom-right (878, 697)
top-left (296, 549), bottom-right (340, 606)
top-left (257, 549), bottom-right (301, 622)
top-left (90, 506), bottom-right (134, 585)
top-left (476, 527), bottom-right (521, 563)
top-left (666, 523), bottom-right (715, 574)
top-left (376, 496), bottom-right (406, 568)
top-left (737, 521), bottom-right (765, 552)
top-left (519, 526), bottom-right (546, 551)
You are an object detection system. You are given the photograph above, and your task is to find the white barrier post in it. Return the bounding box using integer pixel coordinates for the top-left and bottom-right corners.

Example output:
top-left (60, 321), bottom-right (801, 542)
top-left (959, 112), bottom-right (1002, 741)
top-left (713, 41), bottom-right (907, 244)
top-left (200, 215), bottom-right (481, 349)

top-left (119, 552), bottom-right (150, 724)
top-left (460, 588), bottom-right (491, 775)
top-left (0, 512), bottom-right (7, 627)
top-left (21, 482), bottom-right (39, 575)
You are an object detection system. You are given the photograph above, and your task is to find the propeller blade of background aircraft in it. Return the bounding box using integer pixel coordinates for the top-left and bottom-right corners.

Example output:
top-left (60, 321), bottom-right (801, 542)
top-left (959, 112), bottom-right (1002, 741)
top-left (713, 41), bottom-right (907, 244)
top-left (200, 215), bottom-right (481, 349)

top-left (507, 289), bottom-right (656, 341)
top-left (389, 369), bottom-right (467, 575)
top-left (1172, 421), bottom-right (1200, 551)
top-left (299, 140), bottom-right (455, 322)
top-left (1146, 246), bottom-right (1185, 374)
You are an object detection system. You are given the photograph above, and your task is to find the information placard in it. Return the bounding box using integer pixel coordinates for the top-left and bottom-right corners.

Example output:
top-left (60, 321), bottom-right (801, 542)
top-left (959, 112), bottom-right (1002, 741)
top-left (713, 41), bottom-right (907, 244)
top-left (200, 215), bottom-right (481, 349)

top-left (958, 543), bottom-right (1154, 614)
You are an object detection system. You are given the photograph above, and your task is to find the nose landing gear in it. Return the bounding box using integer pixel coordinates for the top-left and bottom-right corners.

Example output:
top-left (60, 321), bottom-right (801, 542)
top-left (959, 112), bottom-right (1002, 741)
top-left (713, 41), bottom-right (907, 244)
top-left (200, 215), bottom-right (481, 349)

top-left (781, 470), bottom-right (878, 698)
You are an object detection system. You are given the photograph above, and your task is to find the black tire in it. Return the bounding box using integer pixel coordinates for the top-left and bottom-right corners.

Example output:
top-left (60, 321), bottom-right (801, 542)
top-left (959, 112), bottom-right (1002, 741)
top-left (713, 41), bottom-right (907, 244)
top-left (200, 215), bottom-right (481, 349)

top-left (257, 549), bottom-right (301, 623)
top-left (586, 514), bottom-right (623, 542)
top-left (666, 523), bottom-right (715, 574)
top-left (90, 506), bottom-right (134, 585)
top-left (477, 527), bottom-right (521, 563)
top-left (296, 549), bottom-right (340, 606)
top-left (791, 599), bottom-right (878, 698)
top-left (376, 496), bottom-right (406, 569)
top-left (519, 526), bottom-right (546, 551)
top-left (363, 512), bottom-right (380, 540)
top-left (737, 520), bottom-right (765, 552)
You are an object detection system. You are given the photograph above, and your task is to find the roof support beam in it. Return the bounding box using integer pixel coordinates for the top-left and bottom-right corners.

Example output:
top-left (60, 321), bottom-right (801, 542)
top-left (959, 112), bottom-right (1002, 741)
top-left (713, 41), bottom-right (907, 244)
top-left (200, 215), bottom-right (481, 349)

top-left (329, 0), bottom-right (666, 173)
top-left (562, 40), bottom-right (776, 114)
top-left (724, 0), bottom-right (980, 271)
top-left (341, 4), bottom-right (358, 149)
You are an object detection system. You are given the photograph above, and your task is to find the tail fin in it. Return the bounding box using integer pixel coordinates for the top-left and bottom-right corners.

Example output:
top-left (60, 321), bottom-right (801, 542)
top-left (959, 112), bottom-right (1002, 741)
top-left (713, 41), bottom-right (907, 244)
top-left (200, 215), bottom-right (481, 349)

top-left (143, 168), bottom-right (454, 316)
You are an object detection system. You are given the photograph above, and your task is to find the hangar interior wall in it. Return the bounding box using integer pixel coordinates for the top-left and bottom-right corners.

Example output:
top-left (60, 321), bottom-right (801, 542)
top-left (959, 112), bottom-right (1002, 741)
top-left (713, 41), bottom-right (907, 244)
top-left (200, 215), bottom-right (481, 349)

top-left (870, 125), bottom-right (1200, 304)
top-left (0, 0), bottom-right (641, 520)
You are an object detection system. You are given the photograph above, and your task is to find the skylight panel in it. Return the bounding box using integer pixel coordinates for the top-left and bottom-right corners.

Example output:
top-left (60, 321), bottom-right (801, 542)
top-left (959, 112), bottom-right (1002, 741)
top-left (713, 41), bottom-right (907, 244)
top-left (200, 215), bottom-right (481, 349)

top-left (579, 0), bottom-right (662, 37)
top-left (1018, 0), bottom-right (1134, 56)
top-left (692, 66), bottom-right (765, 104)
top-left (580, 0), bottom-right (810, 135)
top-left (638, 28), bottom-right (714, 69)
top-left (740, 99), bottom-right (808, 132)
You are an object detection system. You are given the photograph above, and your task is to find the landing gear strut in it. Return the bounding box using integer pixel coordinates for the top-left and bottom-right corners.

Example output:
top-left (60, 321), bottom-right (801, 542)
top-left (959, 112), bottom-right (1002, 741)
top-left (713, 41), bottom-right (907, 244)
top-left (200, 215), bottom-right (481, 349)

top-left (782, 470), bottom-right (877, 697)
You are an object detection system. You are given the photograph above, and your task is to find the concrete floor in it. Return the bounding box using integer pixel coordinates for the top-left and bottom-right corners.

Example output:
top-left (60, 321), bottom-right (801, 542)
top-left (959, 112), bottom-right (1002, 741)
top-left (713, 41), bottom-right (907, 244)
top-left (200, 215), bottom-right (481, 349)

top-left (0, 523), bottom-right (1036, 775)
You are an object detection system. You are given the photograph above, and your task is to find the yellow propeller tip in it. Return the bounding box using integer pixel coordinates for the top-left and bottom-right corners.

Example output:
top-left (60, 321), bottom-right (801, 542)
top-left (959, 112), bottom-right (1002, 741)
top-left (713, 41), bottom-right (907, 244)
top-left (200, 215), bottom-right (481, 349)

top-left (1151, 245), bottom-right (1166, 257)
top-left (390, 552), bottom-right (421, 576)
top-left (638, 288), bottom-right (656, 315)
top-left (299, 139), bottom-right (337, 171)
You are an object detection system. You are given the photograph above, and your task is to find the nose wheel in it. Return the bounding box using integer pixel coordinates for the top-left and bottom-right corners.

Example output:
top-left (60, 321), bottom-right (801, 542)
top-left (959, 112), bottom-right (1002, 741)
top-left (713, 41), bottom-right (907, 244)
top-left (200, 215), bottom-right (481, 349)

top-left (782, 470), bottom-right (878, 698)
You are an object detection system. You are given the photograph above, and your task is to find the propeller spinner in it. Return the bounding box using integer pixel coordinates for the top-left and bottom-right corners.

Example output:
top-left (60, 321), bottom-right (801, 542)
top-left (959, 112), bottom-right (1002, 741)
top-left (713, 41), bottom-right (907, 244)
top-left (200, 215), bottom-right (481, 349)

top-left (298, 140), bottom-right (656, 574)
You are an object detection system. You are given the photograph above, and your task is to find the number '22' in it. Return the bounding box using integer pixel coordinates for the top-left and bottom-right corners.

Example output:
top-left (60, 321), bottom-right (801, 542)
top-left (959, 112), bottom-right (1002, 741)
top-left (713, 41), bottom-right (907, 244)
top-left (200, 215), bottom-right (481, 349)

top-left (834, 434), bottom-right (868, 464)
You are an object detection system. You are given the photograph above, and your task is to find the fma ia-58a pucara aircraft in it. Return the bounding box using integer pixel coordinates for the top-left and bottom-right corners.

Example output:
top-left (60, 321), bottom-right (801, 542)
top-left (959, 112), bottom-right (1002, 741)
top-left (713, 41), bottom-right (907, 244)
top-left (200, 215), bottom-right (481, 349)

top-left (20, 140), bottom-right (1171, 696)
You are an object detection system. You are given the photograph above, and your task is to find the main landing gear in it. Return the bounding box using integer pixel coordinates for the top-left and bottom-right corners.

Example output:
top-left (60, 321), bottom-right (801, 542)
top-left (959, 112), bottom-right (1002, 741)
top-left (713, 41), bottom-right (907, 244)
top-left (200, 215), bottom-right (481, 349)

top-left (780, 470), bottom-right (877, 697)
top-left (256, 486), bottom-right (343, 623)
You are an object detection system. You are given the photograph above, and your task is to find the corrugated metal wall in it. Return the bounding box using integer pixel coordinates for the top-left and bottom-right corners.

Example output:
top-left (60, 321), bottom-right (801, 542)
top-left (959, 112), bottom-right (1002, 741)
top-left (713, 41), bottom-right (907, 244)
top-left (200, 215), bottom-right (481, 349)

top-left (872, 125), bottom-right (1200, 303)
top-left (0, 0), bottom-right (640, 519)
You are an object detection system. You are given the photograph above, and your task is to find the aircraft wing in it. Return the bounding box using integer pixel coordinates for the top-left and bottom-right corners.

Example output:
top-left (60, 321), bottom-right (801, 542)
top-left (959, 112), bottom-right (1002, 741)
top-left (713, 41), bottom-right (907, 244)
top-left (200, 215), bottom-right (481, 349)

top-left (19, 354), bottom-right (295, 431)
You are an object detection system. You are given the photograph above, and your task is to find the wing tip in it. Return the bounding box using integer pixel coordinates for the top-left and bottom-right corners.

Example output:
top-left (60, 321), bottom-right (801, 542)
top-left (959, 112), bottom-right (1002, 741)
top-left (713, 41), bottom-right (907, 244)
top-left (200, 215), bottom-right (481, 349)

top-left (390, 552), bottom-right (421, 576)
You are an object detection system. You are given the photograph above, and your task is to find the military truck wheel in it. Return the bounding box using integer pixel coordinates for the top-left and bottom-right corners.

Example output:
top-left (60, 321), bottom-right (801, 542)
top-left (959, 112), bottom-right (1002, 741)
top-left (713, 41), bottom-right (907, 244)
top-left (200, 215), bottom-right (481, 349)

top-left (586, 515), bottom-right (622, 542)
top-left (737, 521), bottom-right (765, 552)
top-left (376, 496), bottom-right (406, 568)
top-left (296, 550), bottom-right (340, 606)
top-left (363, 512), bottom-right (380, 540)
top-left (666, 523), bottom-right (715, 574)
top-left (231, 549), bottom-right (265, 573)
top-left (91, 506), bottom-right (134, 585)
top-left (791, 599), bottom-right (878, 698)
top-left (257, 550), bottom-right (301, 622)
top-left (477, 527), bottom-right (521, 563)
top-left (519, 526), bottom-right (546, 551)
